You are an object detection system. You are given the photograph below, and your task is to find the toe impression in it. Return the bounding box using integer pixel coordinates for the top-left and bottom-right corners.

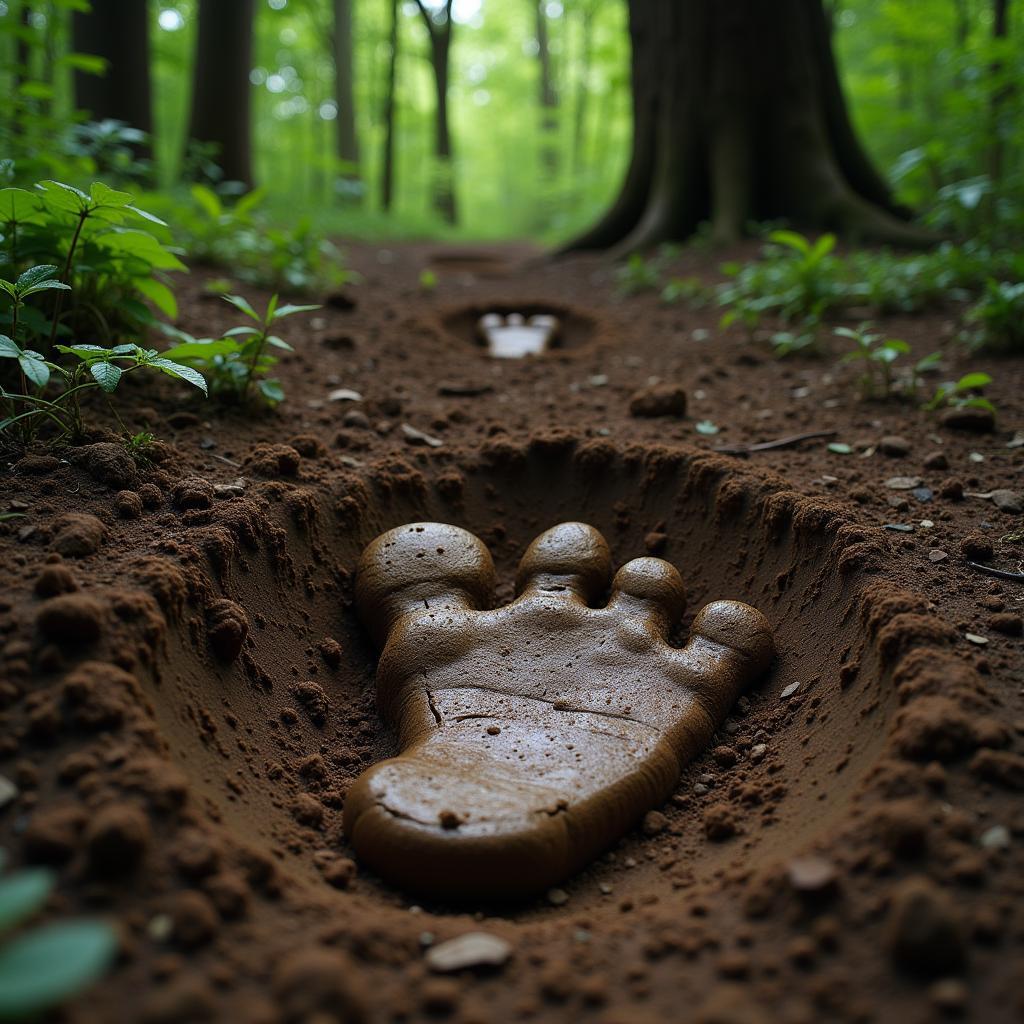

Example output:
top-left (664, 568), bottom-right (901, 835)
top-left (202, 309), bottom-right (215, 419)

top-left (515, 522), bottom-right (612, 604)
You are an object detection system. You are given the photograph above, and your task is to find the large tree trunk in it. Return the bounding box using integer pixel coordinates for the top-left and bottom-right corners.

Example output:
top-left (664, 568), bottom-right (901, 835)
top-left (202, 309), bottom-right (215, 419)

top-left (187, 0), bottom-right (255, 188)
top-left (535, 0), bottom-right (559, 178)
top-left (415, 0), bottom-right (457, 225)
top-left (566, 0), bottom-right (928, 252)
top-left (71, 0), bottom-right (152, 143)
top-left (332, 0), bottom-right (361, 187)
top-left (572, 1), bottom-right (595, 175)
top-left (380, 0), bottom-right (399, 211)
top-left (989, 0), bottom-right (1011, 188)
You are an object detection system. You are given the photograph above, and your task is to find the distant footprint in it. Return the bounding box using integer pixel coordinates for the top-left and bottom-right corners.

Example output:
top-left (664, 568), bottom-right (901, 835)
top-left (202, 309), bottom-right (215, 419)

top-left (344, 522), bottom-right (775, 899)
top-left (477, 312), bottom-right (558, 357)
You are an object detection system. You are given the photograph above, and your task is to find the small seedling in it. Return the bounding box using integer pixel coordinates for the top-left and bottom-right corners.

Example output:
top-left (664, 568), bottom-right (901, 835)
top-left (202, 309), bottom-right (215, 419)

top-left (965, 280), bottom-right (1024, 353)
top-left (419, 269), bottom-right (438, 293)
top-left (771, 323), bottom-right (820, 358)
top-left (661, 276), bottom-right (708, 307)
top-left (615, 253), bottom-right (662, 296)
top-left (0, 851), bottom-right (117, 1018)
top-left (835, 323), bottom-right (912, 398)
top-left (161, 294), bottom-right (319, 407)
top-left (923, 371), bottom-right (995, 413)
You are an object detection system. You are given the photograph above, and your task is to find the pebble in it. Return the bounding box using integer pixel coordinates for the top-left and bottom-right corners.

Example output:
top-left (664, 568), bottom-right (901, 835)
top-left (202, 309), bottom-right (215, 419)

top-left (327, 388), bottom-right (363, 402)
top-left (886, 476), bottom-right (923, 490)
top-left (990, 489), bottom-right (1022, 514)
top-left (923, 451), bottom-right (949, 470)
top-left (887, 496), bottom-right (910, 511)
top-left (547, 888), bottom-right (569, 906)
top-left (964, 633), bottom-right (989, 645)
top-left (787, 856), bottom-right (838, 894)
top-left (780, 681), bottom-right (801, 699)
top-left (912, 487), bottom-right (933, 503)
top-left (879, 436), bottom-right (912, 457)
top-left (928, 549), bottom-right (948, 563)
top-left (401, 423), bottom-right (443, 447)
top-left (749, 744), bottom-right (767, 763)
top-left (0, 774), bottom-right (17, 809)
top-left (598, 882), bottom-right (613, 895)
top-left (425, 932), bottom-right (512, 973)
top-left (213, 479), bottom-right (246, 499)
top-left (979, 825), bottom-right (1010, 850)
top-left (642, 810), bottom-right (668, 836)
top-left (883, 523), bottom-right (914, 532)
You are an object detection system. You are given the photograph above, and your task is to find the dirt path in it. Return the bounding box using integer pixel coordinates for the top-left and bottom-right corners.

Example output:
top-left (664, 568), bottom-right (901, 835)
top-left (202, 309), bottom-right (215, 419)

top-left (1, 243), bottom-right (1022, 1023)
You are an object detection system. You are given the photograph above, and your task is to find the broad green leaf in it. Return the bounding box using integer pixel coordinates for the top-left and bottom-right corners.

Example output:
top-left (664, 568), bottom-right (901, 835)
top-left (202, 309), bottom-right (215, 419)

top-left (810, 233), bottom-right (837, 260)
top-left (16, 265), bottom-right (60, 290)
top-left (0, 188), bottom-right (41, 223)
top-left (90, 362), bottom-right (122, 392)
top-left (125, 205), bottom-right (167, 227)
top-left (148, 359), bottom-right (208, 394)
top-left (0, 920), bottom-right (117, 1018)
top-left (190, 184), bottom-right (221, 220)
top-left (18, 81), bottom-right (54, 101)
top-left (95, 230), bottom-right (186, 272)
top-left (159, 339), bottom-right (239, 361)
top-left (234, 187), bottom-right (266, 218)
top-left (0, 336), bottom-right (20, 358)
top-left (19, 352), bottom-right (49, 389)
top-left (272, 303), bottom-right (320, 320)
top-left (768, 230), bottom-right (811, 254)
top-left (89, 183), bottom-right (133, 209)
top-left (133, 277), bottom-right (177, 318)
top-left (223, 294), bottom-right (259, 320)
top-left (956, 372), bottom-right (992, 391)
top-left (56, 344), bottom-right (110, 358)
top-left (962, 397), bottom-right (996, 412)
top-left (259, 379), bottom-right (285, 404)
top-left (20, 279), bottom-right (71, 298)
top-left (0, 281), bottom-right (16, 299)
top-left (0, 869), bottom-right (54, 931)
top-left (880, 339), bottom-right (911, 354)
top-left (58, 52), bottom-right (107, 75)
top-left (833, 327), bottom-right (860, 340)
top-left (36, 180), bottom-right (89, 214)
top-left (267, 336), bottom-right (293, 351)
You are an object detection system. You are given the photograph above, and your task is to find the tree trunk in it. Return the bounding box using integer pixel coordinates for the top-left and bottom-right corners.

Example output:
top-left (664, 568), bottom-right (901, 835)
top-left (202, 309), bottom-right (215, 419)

top-left (415, 0), bottom-right (457, 225)
top-left (332, 0), bottom-right (361, 186)
top-left (187, 0), bottom-right (255, 188)
top-left (565, 0), bottom-right (928, 252)
top-left (380, 0), bottom-right (399, 211)
top-left (572, 1), bottom-right (594, 175)
top-left (535, 0), bottom-right (559, 178)
top-left (71, 0), bottom-right (153, 143)
top-left (989, 0), bottom-right (1010, 188)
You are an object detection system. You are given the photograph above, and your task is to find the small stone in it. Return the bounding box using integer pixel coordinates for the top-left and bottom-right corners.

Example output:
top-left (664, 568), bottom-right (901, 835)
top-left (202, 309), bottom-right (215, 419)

top-left (0, 775), bottom-right (18, 809)
top-left (879, 436), bottom-right (911, 457)
top-left (887, 496), bottom-right (910, 511)
top-left (979, 825), bottom-right (1010, 850)
top-left (887, 876), bottom-right (965, 976)
top-left (547, 888), bottom-right (569, 906)
top-left (749, 744), bottom-right (767, 763)
top-left (342, 409), bottom-right (371, 429)
top-left (642, 810), bottom-right (668, 836)
top-left (990, 489), bottom-right (1023, 514)
top-left (883, 523), bottom-right (914, 532)
top-left (327, 388), bottom-right (363, 402)
top-left (940, 406), bottom-right (995, 433)
top-left (923, 451), bottom-right (949, 471)
top-left (401, 423), bottom-right (443, 447)
top-left (938, 478), bottom-right (965, 500)
top-left (780, 681), bottom-right (801, 699)
top-left (628, 383), bottom-right (687, 418)
top-left (787, 856), bottom-right (838, 894)
top-left (213, 479), bottom-right (246, 499)
top-left (928, 549), bottom-right (949, 563)
top-left (960, 533), bottom-right (994, 561)
top-left (712, 746), bottom-right (738, 768)
top-left (964, 633), bottom-right (989, 645)
top-left (885, 476), bottom-right (923, 490)
top-left (912, 487), bottom-right (933, 503)
top-left (425, 932), bottom-right (513, 973)
top-left (703, 803), bottom-right (737, 841)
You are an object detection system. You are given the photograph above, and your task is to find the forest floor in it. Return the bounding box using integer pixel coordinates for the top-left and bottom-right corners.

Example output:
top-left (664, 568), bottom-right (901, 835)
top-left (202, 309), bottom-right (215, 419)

top-left (2, 241), bottom-right (1023, 1023)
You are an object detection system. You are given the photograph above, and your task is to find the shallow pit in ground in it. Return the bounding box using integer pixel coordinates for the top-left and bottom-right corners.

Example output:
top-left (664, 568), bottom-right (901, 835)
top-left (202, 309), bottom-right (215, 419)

top-left (141, 436), bottom-right (896, 925)
top-left (439, 301), bottom-right (599, 356)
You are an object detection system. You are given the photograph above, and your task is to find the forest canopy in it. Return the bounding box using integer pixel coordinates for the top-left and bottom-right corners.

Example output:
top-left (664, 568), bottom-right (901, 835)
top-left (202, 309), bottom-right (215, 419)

top-left (1, 0), bottom-right (1020, 245)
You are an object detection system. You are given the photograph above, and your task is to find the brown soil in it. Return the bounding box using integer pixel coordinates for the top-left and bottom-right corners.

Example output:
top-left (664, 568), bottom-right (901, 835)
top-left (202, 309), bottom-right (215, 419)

top-left (1, 242), bottom-right (1023, 1023)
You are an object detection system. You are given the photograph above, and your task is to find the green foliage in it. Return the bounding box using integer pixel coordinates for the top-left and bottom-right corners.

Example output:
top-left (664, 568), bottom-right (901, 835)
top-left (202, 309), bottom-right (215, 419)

top-left (61, 120), bottom-right (153, 187)
top-left (161, 293), bottom-right (318, 407)
top-left (0, 853), bottom-right (117, 1019)
top-left (418, 269), bottom-right (438, 293)
top-left (836, 323), bottom-right (919, 399)
top-left (923, 371), bottom-right (996, 414)
top-left (965, 280), bottom-right (1024, 353)
top-left (615, 253), bottom-right (663, 297)
top-left (1, 334), bottom-right (206, 447)
top-left (0, 180), bottom-right (182, 347)
top-left (148, 184), bottom-right (356, 294)
top-left (660, 275), bottom-right (708, 307)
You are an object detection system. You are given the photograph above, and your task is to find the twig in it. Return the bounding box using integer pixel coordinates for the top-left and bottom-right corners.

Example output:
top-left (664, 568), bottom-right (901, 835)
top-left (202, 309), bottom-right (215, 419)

top-left (207, 452), bottom-right (241, 468)
top-left (966, 561), bottom-right (1024, 583)
top-left (715, 430), bottom-right (838, 455)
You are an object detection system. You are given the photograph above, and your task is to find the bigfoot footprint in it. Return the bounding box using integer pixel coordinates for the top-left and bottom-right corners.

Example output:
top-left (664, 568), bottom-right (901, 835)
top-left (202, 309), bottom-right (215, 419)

top-left (477, 312), bottom-right (558, 358)
top-left (343, 522), bottom-right (774, 899)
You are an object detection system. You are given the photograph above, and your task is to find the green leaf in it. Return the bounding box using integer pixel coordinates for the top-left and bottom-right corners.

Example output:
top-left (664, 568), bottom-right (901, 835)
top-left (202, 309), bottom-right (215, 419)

top-left (189, 184), bottom-right (222, 220)
top-left (19, 352), bottom-right (50, 389)
top-left (233, 188), bottom-right (266, 218)
top-left (36, 180), bottom-right (89, 214)
top-left (148, 359), bottom-right (208, 395)
top-left (0, 869), bottom-right (54, 931)
top-left (95, 230), bottom-right (187, 272)
top-left (266, 336), bottom-right (293, 351)
top-left (266, 294), bottom-right (279, 321)
top-left (125, 205), bottom-right (167, 227)
top-left (55, 344), bottom-right (111, 361)
top-left (20, 279), bottom-right (71, 298)
top-left (223, 294), bottom-right (259, 320)
top-left (90, 362), bottom-right (122, 392)
top-left (272, 303), bottom-right (320, 320)
top-left (768, 230), bottom-right (811, 255)
top-left (0, 281), bottom-right (15, 298)
top-left (58, 52), bottom-right (107, 75)
top-left (159, 339), bottom-right (239, 361)
top-left (89, 182), bottom-right (133, 209)
top-left (828, 443), bottom-right (853, 454)
top-left (0, 921), bottom-right (117, 1018)
top-left (16, 265), bottom-right (60, 291)
top-left (259, 379), bottom-right (285, 404)
top-left (694, 420), bottom-right (719, 436)
top-left (18, 81), bottom-right (54, 101)
top-left (223, 326), bottom-right (260, 338)
top-left (956, 372), bottom-right (992, 391)
top-left (0, 336), bottom-right (20, 359)
top-left (962, 397), bottom-right (996, 412)
top-left (133, 277), bottom-right (177, 318)
top-left (0, 188), bottom-right (41, 223)
top-left (810, 233), bottom-right (837, 260)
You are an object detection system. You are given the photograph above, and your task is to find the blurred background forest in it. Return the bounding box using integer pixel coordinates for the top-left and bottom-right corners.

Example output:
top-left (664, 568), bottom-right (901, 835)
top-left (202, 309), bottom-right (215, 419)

top-left (1, 0), bottom-right (1021, 245)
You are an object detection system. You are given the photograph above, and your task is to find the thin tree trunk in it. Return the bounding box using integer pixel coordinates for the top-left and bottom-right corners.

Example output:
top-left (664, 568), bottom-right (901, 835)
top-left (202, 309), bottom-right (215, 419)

top-left (414, 0), bottom-right (457, 224)
top-left (72, 0), bottom-right (153, 146)
top-left (380, 0), bottom-right (399, 211)
top-left (572, 1), bottom-right (594, 175)
top-left (535, 0), bottom-right (559, 179)
top-left (565, 0), bottom-right (929, 252)
top-left (15, 3), bottom-right (32, 94)
top-left (989, 0), bottom-right (1010, 187)
top-left (187, 0), bottom-right (255, 188)
top-left (332, 0), bottom-right (361, 188)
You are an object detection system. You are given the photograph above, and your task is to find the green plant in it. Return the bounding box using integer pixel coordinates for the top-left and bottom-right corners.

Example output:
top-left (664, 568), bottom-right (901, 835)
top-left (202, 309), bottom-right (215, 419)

top-left (660, 275), bottom-right (708, 307)
top-left (964, 280), bottom-right (1024, 353)
top-left (1, 336), bottom-right (206, 447)
top-left (923, 371), bottom-right (995, 414)
top-left (835, 323), bottom-right (913, 398)
top-left (60, 120), bottom-right (152, 187)
top-left (419, 269), bottom-right (438, 292)
top-left (161, 294), bottom-right (318, 407)
top-left (770, 325), bottom-right (821, 358)
top-left (615, 252), bottom-right (662, 296)
top-left (0, 180), bottom-right (182, 347)
top-left (0, 851), bottom-right (117, 1019)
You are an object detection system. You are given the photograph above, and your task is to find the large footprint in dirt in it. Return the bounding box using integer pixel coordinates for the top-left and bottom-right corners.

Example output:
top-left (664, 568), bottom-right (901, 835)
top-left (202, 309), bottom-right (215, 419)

top-left (343, 521), bottom-right (775, 899)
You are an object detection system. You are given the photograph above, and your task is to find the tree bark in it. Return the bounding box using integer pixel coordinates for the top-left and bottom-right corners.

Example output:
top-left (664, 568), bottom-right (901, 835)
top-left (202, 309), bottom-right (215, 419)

top-left (535, 0), bottom-right (559, 178)
top-left (572, 0), bottom-right (594, 175)
top-left (332, 0), bottom-right (361, 185)
top-left (989, 0), bottom-right (1011, 187)
top-left (380, 0), bottom-right (399, 211)
top-left (414, 0), bottom-right (457, 224)
top-left (71, 0), bottom-right (153, 143)
top-left (187, 0), bottom-right (255, 188)
top-left (565, 0), bottom-right (929, 252)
